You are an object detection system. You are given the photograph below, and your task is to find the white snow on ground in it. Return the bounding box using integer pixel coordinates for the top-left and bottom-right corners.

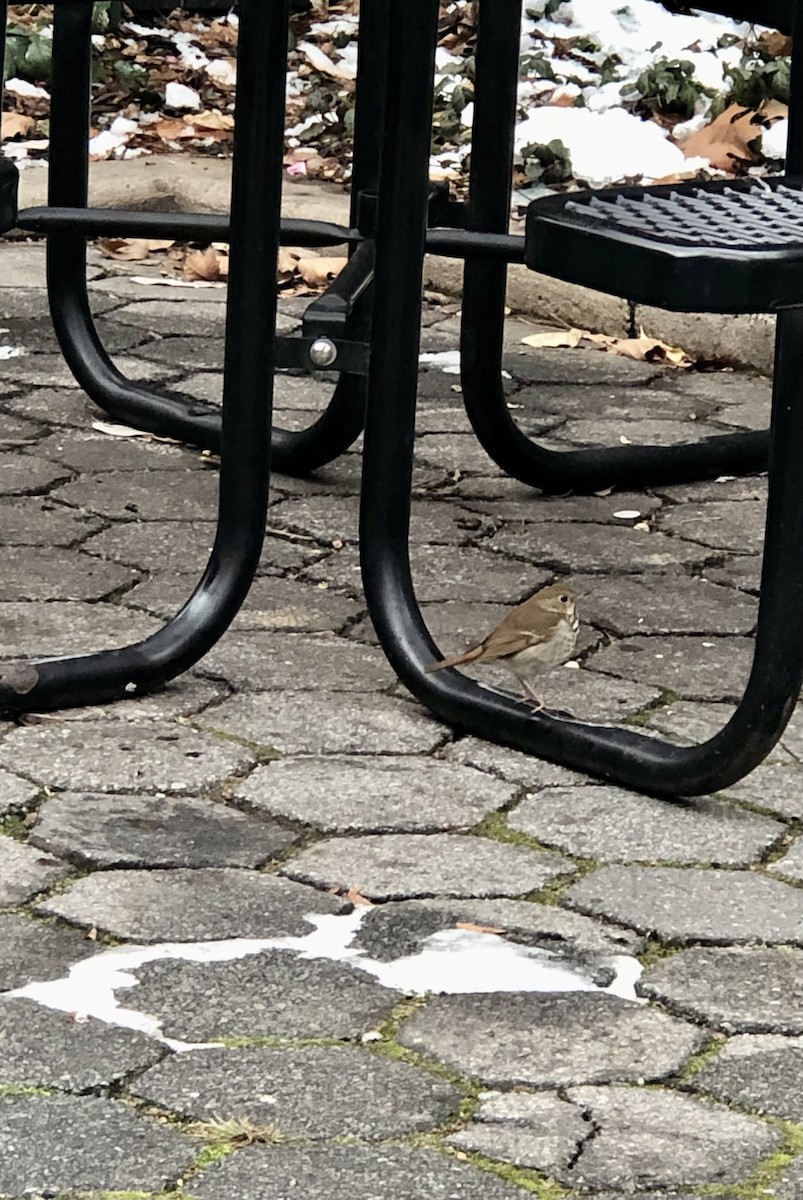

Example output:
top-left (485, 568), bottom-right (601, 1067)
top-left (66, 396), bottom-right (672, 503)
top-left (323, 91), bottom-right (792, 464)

top-left (11, 910), bottom-right (642, 1051)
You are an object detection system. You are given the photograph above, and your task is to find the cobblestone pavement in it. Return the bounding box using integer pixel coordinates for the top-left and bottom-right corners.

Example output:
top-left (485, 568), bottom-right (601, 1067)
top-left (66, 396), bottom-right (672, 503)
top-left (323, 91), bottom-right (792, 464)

top-left (0, 239), bottom-right (801, 1199)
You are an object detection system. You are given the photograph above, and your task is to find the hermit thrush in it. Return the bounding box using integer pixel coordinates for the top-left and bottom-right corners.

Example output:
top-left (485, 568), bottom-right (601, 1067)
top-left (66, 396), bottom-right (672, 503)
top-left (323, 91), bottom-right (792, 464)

top-left (426, 583), bottom-right (579, 706)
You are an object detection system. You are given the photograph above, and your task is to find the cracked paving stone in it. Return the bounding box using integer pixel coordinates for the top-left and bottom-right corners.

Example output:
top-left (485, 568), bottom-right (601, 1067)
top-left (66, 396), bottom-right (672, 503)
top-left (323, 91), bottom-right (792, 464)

top-left (192, 1143), bottom-right (529, 1200)
top-left (51, 676), bottom-right (227, 724)
top-left (270, 495), bottom-right (492, 547)
top-left (658, 500), bottom-right (766, 554)
top-left (350, 599), bottom-right (511, 649)
top-left (0, 1093), bottom-right (195, 1196)
top-left (0, 836), bottom-right (69, 907)
top-left (233, 755), bottom-right (516, 833)
top-left (353, 898), bottom-right (642, 962)
top-left (0, 547), bottom-right (139, 602)
top-left (638, 946), bottom-right (803, 1033)
top-left (0, 601), bottom-right (157, 657)
top-left (646, 699), bottom-right (736, 745)
top-left (414, 432), bottom-right (504, 474)
top-left (84, 520), bottom-right (326, 576)
top-left (133, 1044), bottom-right (461, 1137)
top-left (53, 469), bottom-right (221, 522)
top-left (587, 635), bottom-right (754, 702)
top-left (0, 722), bottom-right (256, 794)
top-left (196, 631), bottom-right (394, 692)
top-left (510, 347), bottom-right (663, 387)
top-left (449, 1091), bottom-right (589, 1174)
top-left (130, 950), bottom-right (401, 1041)
top-left (3, 351), bottom-right (170, 389)
top-left (572, 573), bottom-right (757, 637)
top-left (464, 491), bottom-right (663, 527)
top-left (200, 691), bottom-right (448, 755)
top-left (566, 865), bottom-right (803, 944)
top-left (554, 417), bottom-right (720, 448)
top-left (4, 388), bottom-right (99, 429)
top-left (704, 554), bottom-right (761, 594)
top-left (775, 1153), bottom-right (803, 1199)
top-left (398, 992), bottom-right (704, 1086)
top-left (28, 792), bottom-right (296, 869)
top-left (0, 995), bottom-right (167, 1091)
top-left (38, 868), bottom-right (345, 943)
top-left (0, 497), bottom-right (102, 546)
top-left (128, 573), bottom-right (361, 631)
top-left (488, 522), bottom-right (712, 575)
top-left (32, 430), bottom-right (204, 473)
top-left (560, 1085), bottom-right (780, 1191)
top-left (443, 736), bottom-right (594, 789)
top-left (303, 544), bottom-right (552, 604)
top-left (509, 785), bottom-right (782, 866)
top-left (690, 1033), bottom-right (803, 1121)
top-left (0, 414), bottom-right (42, 447)
top-left (0, 768), bottom-right (40, 819)
top-left (0, 451), bottom-right (70, 495)
top-left (281, 833), bottom-right (573, 901)
top-left (0, 914), bottom-right (98, 991)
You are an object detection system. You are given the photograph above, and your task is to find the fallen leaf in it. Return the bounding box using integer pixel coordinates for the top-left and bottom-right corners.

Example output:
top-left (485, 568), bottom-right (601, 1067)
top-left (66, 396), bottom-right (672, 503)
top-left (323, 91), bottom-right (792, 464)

top-left (522, 328), bottom-right (584, 349)
top-left (184, 246), bottom-right (229, 282)
top-left (345, 885), bottom-right (372, 907)
top-left (604, 328), bottom-right (691, 367)
top-left (1, 111), bottom-right (35, 140)
top-left (297, 255), bottom-right (348, 287)
top-left (97, 237), bottom-right (153, 261)
top-left (679, 101), bottom-right (781, 171)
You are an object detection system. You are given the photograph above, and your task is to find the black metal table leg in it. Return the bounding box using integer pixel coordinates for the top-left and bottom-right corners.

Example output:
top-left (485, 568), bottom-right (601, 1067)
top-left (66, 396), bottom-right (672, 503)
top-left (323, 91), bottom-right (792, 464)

top-left (458, 0), bottom-right (769, 494)
top-left (0, 0), bottom-right (287, 712)
top-left (39, 0), bottom-right (382, 477)
top-left (360, 0), bottom-right (803, 798)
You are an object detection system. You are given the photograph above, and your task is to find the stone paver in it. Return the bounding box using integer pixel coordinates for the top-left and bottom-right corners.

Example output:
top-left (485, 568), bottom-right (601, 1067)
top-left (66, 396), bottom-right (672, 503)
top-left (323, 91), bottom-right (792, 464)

top-left (0, 600), bottom-right (157, 657)
top-left (0, 835), bottom-right (69, 907)
top-left (133, 1044), bottom-right (461, 1136)
top-left (398, 992), bottom-right (704, 1086)
top-left (489, 521), bottom-right (713, 575)
top-left (193, 1144), bottom-right (530, 1200)
top-left (0, 1093), bottom-right (196, 1196)
top-left (448, 1091), bottom-right (590, 1174)
top-left (566, 865), bottom-right (803, 943)
top-left (130, 950), bottom-right (401, 1041)
top-left (53, 468), bottom-right (221, 521)
top-left (200, 691), bottom-right (448, 754)
top-left (587, 635), bottom-right (754, 701)
top-left (0, 722), bottom-right (256, 794)
top-left (658, 499), bottom-right (766, 553)
top-left (0, 913), bottom-right (98, 991)
top-left (28, 791), bottom-right (296, 869)
top-left (282, 833), bottom-right (573, 901)
top-left (509, 785), bottom-right (782, 865)
top-left (196, 631), bottom-right (394, 692)
top-left (0, 995), bottom-right (167, 1090)
top-left (0, 546), bottom-right (138, 602)
top-left (691, 1033), bottom-right (803, 1121)
top-left (572, 573), bottom-right (758, 636)
top-left (559, 1085), bottom-right (780, 1191)
top-left (233, 755), bottom-right (516, 832)
top-left (353, 897), bottom-right (643, 961)
top-left (39, 869), bottom-right (346, 942)
top-left (639, 946), bottom-right (803, 1033)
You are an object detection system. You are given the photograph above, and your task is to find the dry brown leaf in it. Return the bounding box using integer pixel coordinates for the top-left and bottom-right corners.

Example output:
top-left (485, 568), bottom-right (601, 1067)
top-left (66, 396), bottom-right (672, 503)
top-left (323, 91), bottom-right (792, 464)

top-left (184, 246), bottom-right (229, 282)
top-left (97, 237), bottom-right (153, 261)
top-left (456, 922), bottom-right (505, 935)
top-left (1, 111), bottom-right (35, 141)
top-left (605, 328), bottom-right (691, 367)
top-left (345, 885), bottom-right (372, 907)
top-left (297, 255), bottom-right (348, 287)
top-left (680, 101), bottom-right (785, 171)
top-left (522, 328), bottom-right (584, 349)
top-left (190, 110), bottom-right (235, 131)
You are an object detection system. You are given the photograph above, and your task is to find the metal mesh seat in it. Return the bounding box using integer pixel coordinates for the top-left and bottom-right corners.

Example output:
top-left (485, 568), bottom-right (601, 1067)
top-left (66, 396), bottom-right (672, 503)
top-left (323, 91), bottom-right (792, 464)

top-left (525, 176), bottom-right (803, 313)
top-left (0, 159), bottom-right (18, 235)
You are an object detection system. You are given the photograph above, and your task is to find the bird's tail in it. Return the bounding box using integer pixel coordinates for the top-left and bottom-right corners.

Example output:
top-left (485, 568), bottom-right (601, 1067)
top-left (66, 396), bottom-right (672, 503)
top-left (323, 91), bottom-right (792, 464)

top-left (425, 645), bottom-right (484, 673)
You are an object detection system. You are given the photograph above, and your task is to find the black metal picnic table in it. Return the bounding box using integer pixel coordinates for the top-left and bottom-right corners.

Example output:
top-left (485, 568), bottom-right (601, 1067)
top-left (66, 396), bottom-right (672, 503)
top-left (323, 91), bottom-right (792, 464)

top-left (1, 0), bottom-right (802, 800)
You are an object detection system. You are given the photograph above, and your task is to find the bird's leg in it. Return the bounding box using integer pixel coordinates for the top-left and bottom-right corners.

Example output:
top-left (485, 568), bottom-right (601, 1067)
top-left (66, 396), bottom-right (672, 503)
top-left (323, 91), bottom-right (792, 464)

top-left (518, 677), bottom-right (544, 712)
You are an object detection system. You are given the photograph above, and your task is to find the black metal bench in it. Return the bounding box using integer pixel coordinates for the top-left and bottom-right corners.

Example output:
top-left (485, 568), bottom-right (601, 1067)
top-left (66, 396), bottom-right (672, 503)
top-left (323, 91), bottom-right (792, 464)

top-left (2, 0), bottom-right (801, 801)
top-left (0, 156), bottom-right (16, 234)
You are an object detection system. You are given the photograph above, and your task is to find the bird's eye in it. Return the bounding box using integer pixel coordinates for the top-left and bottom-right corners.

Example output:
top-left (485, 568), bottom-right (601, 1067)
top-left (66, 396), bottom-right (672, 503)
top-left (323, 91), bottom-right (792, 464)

top-left (559, 594), bottom-right (569, 604)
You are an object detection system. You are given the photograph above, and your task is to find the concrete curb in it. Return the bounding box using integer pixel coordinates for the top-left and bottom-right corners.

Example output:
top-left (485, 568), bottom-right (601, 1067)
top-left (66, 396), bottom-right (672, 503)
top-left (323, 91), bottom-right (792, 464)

top-left (18, 156), bottom-right (774, 373)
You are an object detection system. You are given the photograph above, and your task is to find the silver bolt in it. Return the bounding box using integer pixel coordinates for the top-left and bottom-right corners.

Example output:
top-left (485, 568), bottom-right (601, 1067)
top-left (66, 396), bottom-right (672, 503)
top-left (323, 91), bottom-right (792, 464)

top-left (309, 337), bottom-right (338, 368)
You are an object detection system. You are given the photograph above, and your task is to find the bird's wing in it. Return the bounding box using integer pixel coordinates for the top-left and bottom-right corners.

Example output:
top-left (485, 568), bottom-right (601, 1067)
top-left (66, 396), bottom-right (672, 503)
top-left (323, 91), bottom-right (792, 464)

top-left (477, 629), bottom-right (543, 663)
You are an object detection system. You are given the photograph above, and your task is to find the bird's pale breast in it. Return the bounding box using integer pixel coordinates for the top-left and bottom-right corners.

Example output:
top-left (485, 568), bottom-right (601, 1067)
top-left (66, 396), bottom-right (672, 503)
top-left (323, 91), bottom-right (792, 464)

top-left (510, 616), bottom-right (578, 677)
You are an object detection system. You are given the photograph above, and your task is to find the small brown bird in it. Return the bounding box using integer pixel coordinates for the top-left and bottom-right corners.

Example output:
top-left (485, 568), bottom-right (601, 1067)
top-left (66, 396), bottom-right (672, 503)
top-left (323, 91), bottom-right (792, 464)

top-left (426, 583), bottom-right (579, 706)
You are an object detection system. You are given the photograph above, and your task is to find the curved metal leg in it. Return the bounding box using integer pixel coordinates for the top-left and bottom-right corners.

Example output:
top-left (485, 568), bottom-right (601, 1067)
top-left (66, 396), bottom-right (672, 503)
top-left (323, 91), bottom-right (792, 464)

top-left (44, 0), bottom-right (385, 477)
top-left (0, 0), bottom-right (287, 713)
top-left (360, 0), bottom-right (803, 798)
top-left (458, 0), bottom-right (769, 494)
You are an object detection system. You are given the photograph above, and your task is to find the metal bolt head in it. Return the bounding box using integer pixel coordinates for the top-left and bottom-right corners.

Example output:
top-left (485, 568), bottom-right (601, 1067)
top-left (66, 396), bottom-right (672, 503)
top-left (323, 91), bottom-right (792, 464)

top-left (309, 337), bottom-right (338, 368)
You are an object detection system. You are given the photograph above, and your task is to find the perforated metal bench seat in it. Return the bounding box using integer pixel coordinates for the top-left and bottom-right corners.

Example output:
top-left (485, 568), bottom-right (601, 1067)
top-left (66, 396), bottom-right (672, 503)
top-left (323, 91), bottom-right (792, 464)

top-left (0, 159), bottom-right (18, 236)
top-left (525, 176), bottom-right (803, 314)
